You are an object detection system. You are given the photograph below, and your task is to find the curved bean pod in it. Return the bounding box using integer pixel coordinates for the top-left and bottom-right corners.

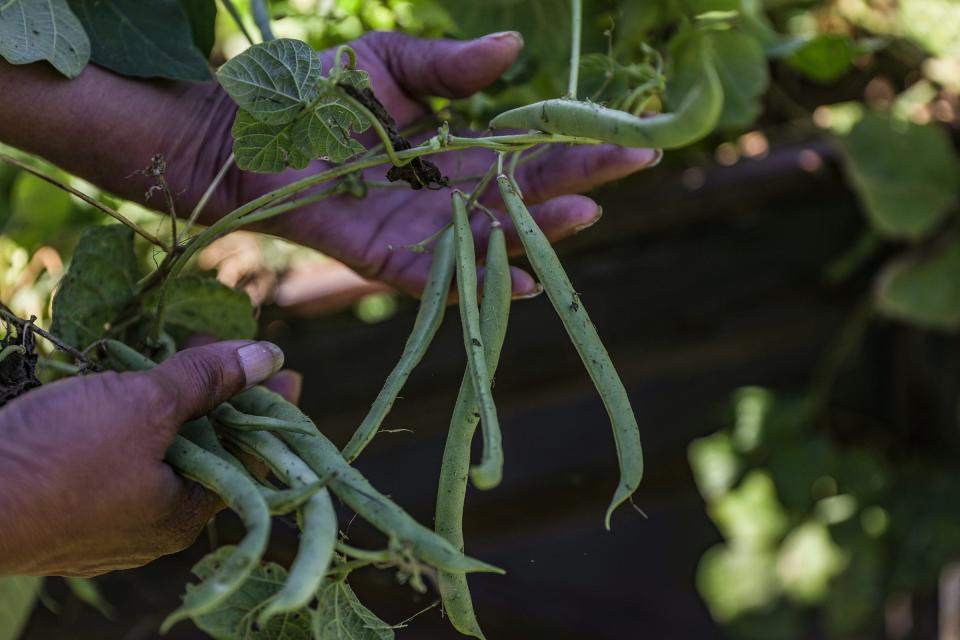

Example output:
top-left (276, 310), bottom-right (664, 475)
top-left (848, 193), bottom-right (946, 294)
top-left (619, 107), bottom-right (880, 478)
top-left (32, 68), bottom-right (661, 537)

top-left (451, 192), bottom-right (503, 490)
top-left (497, 175), bottom-right (644, 529)
top-left (160, 436), bottom-right (271, 632)
top-left (231, 386), bottom-right (503, 575)
top-left (490, 37), bottom-right (723, 150)
top-left (222, 429), bottom-right (337, 625)
top-left (435, 224), bottom-right (511, 639)
top-left (341, 226), bottom-right (456, 462)
top-left (262, 479), bottom-right (327, 515)
top-left (210, 403), bottom-right (315, 436)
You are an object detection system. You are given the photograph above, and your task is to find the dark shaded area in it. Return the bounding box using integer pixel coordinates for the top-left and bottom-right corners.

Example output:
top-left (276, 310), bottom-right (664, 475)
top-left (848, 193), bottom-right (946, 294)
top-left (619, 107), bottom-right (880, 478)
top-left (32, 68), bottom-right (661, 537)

top-left (22, 140), bottom-right (868, 638)
top-left (0, 319), bottom-right (40, 407)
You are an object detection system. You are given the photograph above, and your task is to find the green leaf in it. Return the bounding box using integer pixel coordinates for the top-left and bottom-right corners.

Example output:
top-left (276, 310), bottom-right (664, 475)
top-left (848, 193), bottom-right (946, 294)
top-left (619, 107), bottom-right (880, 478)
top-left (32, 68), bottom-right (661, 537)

top-left (231, 110), bottom-right (311, 173)
top-left (292, 97), bottom-right (368, 164)
top-left (668, 30), bottom-right (768, 130)
top-left (839, 112), bottom-right (960, 239)
top-left (787, 34), bottom-right (860, 84)
top-left (217, 39), bottom-right (323, 125)
top-left (0, 0), bottom-right (89, 78)
top-left (64, 577), bottom-right (113, 619)
top-left (898, 0), bottom-right (960, 57)
top-left (67, 0), bottom-right (210, 81)
top-left (0, 576), bottom-right (41, 640)
top-left (188, 547), bottom-right (312, 640)
top-left (312, 580), bottom-right (394, 640)
top-left (51, 225), bottom-right (140, 349)
top-left (159, 273), bottom-right (256, 340)
top-left (177, 0), bottom-right (217, 58)
top-left (876, 238), bottom-right (960, 330)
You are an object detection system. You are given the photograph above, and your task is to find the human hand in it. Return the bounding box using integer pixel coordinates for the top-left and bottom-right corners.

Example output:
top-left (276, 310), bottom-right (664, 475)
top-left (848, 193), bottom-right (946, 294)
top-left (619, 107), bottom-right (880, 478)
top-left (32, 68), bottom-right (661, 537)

top-left (0, 341), bottom-right (285, 577)
top-left (162, 32), bottom-right (660, 297)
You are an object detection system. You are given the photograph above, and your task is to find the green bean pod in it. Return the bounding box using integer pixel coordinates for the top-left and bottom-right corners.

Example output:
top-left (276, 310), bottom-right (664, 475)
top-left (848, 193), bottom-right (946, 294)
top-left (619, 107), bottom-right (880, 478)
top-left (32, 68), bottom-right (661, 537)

top-left (435, 224), bottom-right (512, 639)
top-left (210, 402), bottom-right (315, 436)
top-left (101, 339), bottom-right (155, 371)
top-left (341, 226), bottom-right (457, 462)
top-left (231, 386), bottom-right (503, 575)
top-left (160, 436), bottom-right (271, 632)
top-left (451, 192), bottom-right (503, 490)
top-left (262, 479), bottom-right (327, 515)
top-left (222, 429), bottom-right (337, 624)
top-left (489, 37), bottom-right (722, 150)
top-left (497, 175), bottom-right (644, 529)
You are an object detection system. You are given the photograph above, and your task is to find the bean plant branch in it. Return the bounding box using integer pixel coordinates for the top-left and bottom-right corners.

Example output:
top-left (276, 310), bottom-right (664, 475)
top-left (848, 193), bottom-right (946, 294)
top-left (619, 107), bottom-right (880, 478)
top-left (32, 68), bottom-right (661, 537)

top-left (568, 0), bottom-right (583, 98)
top-left (0, 305), bottom-right (96, 368)
top-left (0, 153), bottom-right (167, 249)
top-left (218, 0), bottom-right (254, 45)
top-left (182, 153), bottom-right (235, 237)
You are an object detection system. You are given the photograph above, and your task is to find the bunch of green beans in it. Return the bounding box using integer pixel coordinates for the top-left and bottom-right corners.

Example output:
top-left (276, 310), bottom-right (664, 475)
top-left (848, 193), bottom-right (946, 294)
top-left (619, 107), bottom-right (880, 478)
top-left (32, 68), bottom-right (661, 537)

top-left (98, 131), bottom-right (644, 639)
top-left (99, 339), bottom-right (499, 634)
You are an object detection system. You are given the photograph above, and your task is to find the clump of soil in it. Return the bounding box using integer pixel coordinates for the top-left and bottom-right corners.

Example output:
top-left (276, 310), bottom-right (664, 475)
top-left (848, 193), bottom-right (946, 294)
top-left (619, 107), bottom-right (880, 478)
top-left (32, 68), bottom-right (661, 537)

top-left (0, 321), bottom-right (41, 407)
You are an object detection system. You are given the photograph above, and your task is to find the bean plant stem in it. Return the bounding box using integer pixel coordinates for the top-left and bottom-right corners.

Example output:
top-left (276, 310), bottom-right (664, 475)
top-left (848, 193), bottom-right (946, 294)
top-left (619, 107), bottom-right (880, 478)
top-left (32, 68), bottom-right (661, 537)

top-left (181, 153), bottom-right (235, 238)
top-left (0, 153), bottom-right (166, 249)
top-left (219, 0), bottom-right (255, 45)
top-left (569, 0), bottom-right (583, 98)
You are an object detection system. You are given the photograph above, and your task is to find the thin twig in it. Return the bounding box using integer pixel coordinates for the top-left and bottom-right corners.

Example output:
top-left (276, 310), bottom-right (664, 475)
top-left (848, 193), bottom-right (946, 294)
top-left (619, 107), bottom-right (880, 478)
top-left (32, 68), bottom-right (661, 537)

top-left (0, 306), bottom-right (95, 367)
top-left (182, 153), bottom-right (234, 237)
top-left (136, 155), bottom-right (178, 249)
top-left (0, 154), bottom-right (167, 249)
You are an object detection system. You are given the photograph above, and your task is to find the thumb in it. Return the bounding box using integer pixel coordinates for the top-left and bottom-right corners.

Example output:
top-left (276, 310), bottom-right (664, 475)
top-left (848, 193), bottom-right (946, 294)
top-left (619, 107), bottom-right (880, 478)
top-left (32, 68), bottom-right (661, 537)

top-left (142, 341), bottom-right (284, 426)
top-left (364, 31), bottom-right (523, 99)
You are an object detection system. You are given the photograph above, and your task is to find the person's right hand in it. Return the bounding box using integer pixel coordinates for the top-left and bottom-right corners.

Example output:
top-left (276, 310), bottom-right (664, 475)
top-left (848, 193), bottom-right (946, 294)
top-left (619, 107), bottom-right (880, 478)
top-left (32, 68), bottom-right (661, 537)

top-left (0, 340), bottom-right (284, 577)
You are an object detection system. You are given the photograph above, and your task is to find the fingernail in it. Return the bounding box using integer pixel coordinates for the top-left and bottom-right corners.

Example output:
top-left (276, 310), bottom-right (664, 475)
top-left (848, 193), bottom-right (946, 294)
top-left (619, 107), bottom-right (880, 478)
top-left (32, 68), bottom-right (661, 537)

top-left (237, 342), bottom-right (285, 388)
top-left (573, 205), bottom-right (603, 234)
top-left (624, 147), bottom-right (662, 169)
top-left (514, 283), bottom-right (544, 300)
top-left (483, 31), bottom-right (524, 48)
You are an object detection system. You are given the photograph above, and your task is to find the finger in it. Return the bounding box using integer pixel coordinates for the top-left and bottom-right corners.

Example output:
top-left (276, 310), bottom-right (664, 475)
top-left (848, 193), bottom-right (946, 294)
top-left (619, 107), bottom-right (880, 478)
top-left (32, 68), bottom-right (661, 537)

top-left (142, 341), bottom-right (285, 428)
top-left (480, 145), bottom-right (661, 207)
top-left (263, 369), bottom-right (303, 405)
top-left (445, 265), bottom-right (540, 304)
top-left (472, 195), bottom-right (602, 256)
top-left (361, 31), bottom-right (523, 99)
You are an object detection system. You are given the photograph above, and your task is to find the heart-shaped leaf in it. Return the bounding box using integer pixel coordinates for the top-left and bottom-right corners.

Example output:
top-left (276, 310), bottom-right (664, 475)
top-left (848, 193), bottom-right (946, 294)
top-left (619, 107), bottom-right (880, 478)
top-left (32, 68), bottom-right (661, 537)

top-left (218, 39), bottom-right (323, 125)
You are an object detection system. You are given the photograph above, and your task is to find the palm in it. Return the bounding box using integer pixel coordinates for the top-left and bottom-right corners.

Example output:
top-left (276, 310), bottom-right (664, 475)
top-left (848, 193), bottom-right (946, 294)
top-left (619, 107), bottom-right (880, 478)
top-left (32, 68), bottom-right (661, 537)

top-left (200, 32), bottom-right (658, 297)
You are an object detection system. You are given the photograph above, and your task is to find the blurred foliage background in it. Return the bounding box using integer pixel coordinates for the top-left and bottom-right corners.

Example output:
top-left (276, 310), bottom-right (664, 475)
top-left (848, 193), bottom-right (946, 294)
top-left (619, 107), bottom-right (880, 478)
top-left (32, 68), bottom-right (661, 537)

top-left (2, 0), bottom-right (960, 638)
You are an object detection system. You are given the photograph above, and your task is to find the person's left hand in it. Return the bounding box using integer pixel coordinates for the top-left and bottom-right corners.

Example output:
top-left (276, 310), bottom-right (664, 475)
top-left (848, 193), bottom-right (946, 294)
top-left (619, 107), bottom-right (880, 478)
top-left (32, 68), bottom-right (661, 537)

top-left (161, 32), bottom-right (660, 297)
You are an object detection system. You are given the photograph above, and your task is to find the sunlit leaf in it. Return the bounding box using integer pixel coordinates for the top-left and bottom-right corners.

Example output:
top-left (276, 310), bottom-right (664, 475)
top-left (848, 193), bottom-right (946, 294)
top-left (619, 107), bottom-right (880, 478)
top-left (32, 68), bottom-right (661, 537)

top-left (218, 39), bottom-right (323, 125)
top-left (51, 225), bottom-right (140, 349)
top-left (0, 0), bottom-right (89, 78)
top-left (839, 112), bottom-right (960, 239)
top-left (312, 580), bottom-right (394, 640)
top-left (777, 522), bottom-right (847, 604)
top-left (899, 0), bottom-right (960, 56)
top-left (697, 544), bottom-right (780, 622)
top-left (876, 238), bottom-right (960, 330)
top-left (0, 576), bottom-right (41, 640)
top-left (67, 0), bottom-right (210, 81)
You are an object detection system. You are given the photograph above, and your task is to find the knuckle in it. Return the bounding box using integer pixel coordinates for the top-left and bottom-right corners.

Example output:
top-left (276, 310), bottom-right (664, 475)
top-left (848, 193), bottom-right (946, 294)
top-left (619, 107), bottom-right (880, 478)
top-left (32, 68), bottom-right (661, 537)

top-left (181, 349), bottom-right (228, 402)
